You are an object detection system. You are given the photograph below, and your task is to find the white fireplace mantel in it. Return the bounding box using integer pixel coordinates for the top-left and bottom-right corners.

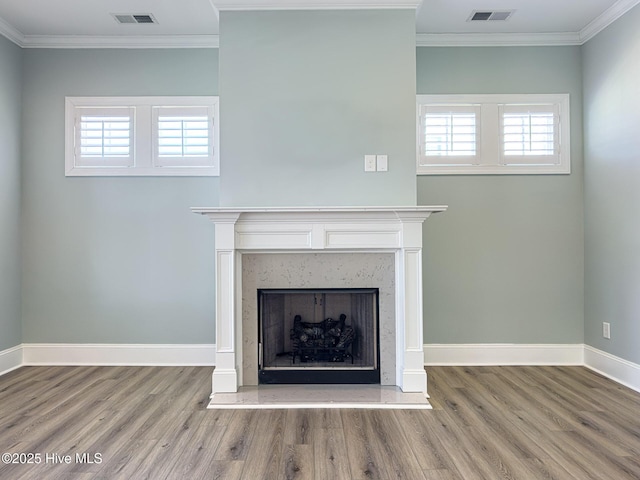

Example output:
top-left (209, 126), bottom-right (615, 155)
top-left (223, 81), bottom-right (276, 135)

top-left (193, 206), bottom-right (447, 397)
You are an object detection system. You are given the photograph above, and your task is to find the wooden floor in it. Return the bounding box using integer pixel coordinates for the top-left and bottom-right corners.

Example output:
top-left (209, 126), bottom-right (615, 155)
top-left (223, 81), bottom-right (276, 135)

top-left (1, 366), bottom-right (639, 479)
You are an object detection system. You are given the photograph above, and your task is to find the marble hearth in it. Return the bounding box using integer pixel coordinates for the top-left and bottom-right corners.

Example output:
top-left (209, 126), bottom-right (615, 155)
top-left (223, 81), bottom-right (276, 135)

top-left (193, 206), bottom-right (446, 399)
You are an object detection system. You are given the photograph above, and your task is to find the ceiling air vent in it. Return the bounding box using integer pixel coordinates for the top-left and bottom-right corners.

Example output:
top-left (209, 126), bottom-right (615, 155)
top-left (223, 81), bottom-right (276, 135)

top-left (468, 10), bottom-right (514, 22)
top-left (112, 13), bottom-right (158, 25)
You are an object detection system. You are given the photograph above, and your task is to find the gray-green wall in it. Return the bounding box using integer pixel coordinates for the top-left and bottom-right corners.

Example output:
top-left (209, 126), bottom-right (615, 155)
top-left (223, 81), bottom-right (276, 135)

top-left (218, 10), bottom-right (417, 207)
top-left (0, 35), bottom-right (22, 351)
top-left (7, 13), bottom-right (637, 357)
top-left (583, 5), bottom-right (640, 364)
top-left (20, 49), bottom-right (219, 343)
top-left (15, 44), bottom-right (586, 347)
top-left (417, 47), bottom-right (585, 344)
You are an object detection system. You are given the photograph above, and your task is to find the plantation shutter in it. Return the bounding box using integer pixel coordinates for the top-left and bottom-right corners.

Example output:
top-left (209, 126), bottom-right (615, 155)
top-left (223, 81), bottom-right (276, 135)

top-left (500, 104), bottom-right (560, 165)
top-left (153, 106), bottom-right (214, 167)
top-left (75, 107), bottom-right (134, 167)
top-left (418, 105), bottom-right (480, 165)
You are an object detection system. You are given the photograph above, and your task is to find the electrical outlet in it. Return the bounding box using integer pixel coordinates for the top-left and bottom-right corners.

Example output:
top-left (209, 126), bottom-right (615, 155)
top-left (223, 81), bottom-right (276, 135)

top-left (603, 322), bottom-right (611, 339)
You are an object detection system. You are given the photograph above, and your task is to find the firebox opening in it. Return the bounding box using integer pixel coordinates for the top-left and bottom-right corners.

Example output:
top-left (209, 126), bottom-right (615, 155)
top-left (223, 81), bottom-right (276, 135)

top-left (258, 288), bottom-right (380, 384)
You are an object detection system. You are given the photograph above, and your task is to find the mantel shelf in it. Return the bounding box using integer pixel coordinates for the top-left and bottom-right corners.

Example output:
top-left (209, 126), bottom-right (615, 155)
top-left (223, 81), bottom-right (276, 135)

top-left (192, 205), bottom-right (447, 214)
top-left (192, 206), bottom-right (447, 224)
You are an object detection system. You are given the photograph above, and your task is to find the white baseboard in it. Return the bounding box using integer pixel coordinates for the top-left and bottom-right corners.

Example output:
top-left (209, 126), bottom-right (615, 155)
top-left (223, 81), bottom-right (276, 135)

top-left (584, 345), bottom-right (640, 393)
top-left (424, 343), bottom-right (584, 366)
top-left (4, 343), bottom-right (639, 395)
top-left (22, 343), bottom-right (216, 366)
top-left (423, 343), bottom-right (640, 393)
top-left (0, 345), bottom-right (23, 376)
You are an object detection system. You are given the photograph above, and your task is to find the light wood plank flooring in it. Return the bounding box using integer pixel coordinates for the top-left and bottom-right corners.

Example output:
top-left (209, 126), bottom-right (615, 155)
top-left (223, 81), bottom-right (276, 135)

top-left (1, 365), bottom-right (639, 479)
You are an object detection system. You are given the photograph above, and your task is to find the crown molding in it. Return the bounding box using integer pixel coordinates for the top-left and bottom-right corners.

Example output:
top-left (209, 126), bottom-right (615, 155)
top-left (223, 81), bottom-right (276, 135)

top-left (416, 32), bottom-right (582, 47)
top-left (0, 0), bottom-right (637, 49)
top-left (0, 15), bottom-right (25, 46)
top-left (211, 0), bottom-right (422, 11)
top-left (579, 0), bottom-right (640, 44)
top-left (19, 34), bottom-right (219, 49)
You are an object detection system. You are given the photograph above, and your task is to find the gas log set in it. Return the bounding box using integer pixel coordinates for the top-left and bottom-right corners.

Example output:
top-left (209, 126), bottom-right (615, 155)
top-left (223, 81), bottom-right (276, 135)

top-left (290, 313), bottom-right (356, 363)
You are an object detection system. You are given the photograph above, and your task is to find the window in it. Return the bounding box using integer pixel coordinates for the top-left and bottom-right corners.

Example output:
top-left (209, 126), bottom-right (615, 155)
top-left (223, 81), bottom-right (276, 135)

top-left (500, 104), bottom-right (559, 163)
top-left (65, 96), bottom-right (219, 176)
top-left (417, 94), bottom-right (570, 175)
top-left (153, 106), bottom-right (213, 167)
top-left (419, 105), bottom-right (480, 165)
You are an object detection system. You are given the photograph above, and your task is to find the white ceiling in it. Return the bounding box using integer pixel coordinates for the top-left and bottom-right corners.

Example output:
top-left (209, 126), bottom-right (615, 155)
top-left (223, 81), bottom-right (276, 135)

top-left (0, 0), bottom-right (637, 48)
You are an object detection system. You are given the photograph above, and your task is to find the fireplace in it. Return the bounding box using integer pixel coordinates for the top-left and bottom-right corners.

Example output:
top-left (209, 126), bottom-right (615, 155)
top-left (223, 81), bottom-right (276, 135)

top-left (242, 252), bottom-right (395, 387)
top-left (258, 288), bottom-right (380, 384)
top-left (193, 206), bottom-right (447, 399)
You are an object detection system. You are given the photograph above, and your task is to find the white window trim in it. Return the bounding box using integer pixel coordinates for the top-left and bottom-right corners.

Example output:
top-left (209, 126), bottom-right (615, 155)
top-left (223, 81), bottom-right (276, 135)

top-left (417, 93), bottom-right (570, 175)
top-left (65, 96), bottom-right (219, 177)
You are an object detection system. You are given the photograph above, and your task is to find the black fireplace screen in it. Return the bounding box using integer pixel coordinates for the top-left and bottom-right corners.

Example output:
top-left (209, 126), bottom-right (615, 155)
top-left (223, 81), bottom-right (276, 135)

top-left (258, 288), bottom-right (379, 383)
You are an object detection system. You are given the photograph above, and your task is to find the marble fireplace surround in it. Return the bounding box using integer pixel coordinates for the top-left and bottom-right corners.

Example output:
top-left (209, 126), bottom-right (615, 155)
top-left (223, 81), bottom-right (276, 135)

top-left (193, 206), bottom-right (447, 398)
top-left (242, 252), bottom-right (394, 384)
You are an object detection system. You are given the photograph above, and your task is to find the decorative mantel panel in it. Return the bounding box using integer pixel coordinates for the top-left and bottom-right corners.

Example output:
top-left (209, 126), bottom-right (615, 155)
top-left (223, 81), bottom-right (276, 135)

top-left (193, 206), bottom-right (447, 397)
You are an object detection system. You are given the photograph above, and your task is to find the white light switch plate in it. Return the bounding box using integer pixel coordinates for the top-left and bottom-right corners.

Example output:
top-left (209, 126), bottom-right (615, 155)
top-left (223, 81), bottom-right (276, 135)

top-left (376, 155), bottom-right (388, 171)
top-left (364, 155), bottom-right (376, 172)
